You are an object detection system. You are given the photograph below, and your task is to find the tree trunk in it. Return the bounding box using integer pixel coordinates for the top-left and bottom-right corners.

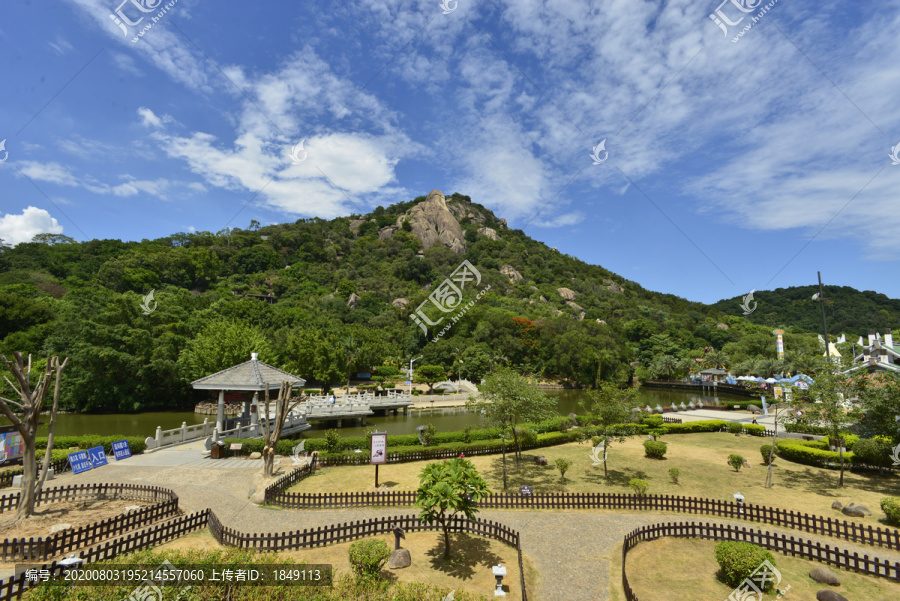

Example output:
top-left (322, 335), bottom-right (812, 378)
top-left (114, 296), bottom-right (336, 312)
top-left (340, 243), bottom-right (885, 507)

top-left (839, 443), bottom-right (844, 487)
top-left (501, 438), bottom-right (508, 490)
top-left (17, 434), bottom-right (37, 521)
top-left (263, 446), bottom-right (275, 477)
top-left (511, 427), bottom-right (520, 469)
top-left (441, 517), bottom-right (451, 559)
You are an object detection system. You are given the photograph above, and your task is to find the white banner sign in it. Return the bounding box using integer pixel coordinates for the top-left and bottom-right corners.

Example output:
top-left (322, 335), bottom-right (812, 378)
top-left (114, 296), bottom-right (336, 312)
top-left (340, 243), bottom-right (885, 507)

top-left (370, 433), bottom-right (387, 465)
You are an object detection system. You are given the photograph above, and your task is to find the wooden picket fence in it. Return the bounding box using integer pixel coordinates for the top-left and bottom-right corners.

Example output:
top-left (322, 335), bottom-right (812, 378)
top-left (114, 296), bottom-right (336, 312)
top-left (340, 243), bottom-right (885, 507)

top-left (0, 494), bottom-right (179, 561)
top-left (0, 458), bottom-right (71, 489)
top-left (266, 490), bottom-right (900, 552)
top-left (0, 482), bottom-right (176, 514)
top-left (263, 455), bottom-right (318, 502)
top-left (621, 520), bottom-right (900, 600)
top-left (0, 508), bottom-right (528, 601)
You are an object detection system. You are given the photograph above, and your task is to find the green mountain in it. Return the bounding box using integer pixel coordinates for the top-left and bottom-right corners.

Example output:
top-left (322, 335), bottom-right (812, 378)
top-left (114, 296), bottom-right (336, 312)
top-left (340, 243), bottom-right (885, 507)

top-left (711, 286), bottom-right (900, 340)
top-left (0, 189), bottom-right (893, 413)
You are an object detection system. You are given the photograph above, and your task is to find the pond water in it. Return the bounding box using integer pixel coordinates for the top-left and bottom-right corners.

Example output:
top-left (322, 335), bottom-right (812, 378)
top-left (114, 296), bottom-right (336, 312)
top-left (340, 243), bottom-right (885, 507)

top-left (3, 387), bottom-right (747, 439)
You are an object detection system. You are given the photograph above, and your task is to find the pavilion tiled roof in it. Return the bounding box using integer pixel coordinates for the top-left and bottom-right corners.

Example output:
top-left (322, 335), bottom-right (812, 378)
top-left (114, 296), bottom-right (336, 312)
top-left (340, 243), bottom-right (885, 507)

top-left (190, 354), bottom-right (306, 391)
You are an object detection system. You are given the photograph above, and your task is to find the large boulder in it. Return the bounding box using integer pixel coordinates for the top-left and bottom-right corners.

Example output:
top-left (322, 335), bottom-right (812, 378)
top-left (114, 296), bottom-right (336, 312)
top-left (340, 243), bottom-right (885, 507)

top-left (841, 505), bottom-right (867, 518)
top-left (809, 567), bottom-right (841, 586)
top-left (347, 292), bottom-right (360, 309)
top-left (747, 404), bottom-right (762, 414)
top-left (500, 265), bottom-right (523, 281)
top-left (404, 190), bottom-right (466, 254)
top-left (831, 501), bottom-right (843, 510)
top-left (847, 502), bottom-right (871, 516)
top-left (557, 287), bottom-right (577, 301)
top-left (478, 227), bottom-right (500, 241)
top-left (388, 548), bottom-right (411, 569)
top-left (534, 456), bottom-right (548, 466)
top-left (816, 590), bottom-right (848, 601)
top-left (392, 298), bottom-right (409, 308)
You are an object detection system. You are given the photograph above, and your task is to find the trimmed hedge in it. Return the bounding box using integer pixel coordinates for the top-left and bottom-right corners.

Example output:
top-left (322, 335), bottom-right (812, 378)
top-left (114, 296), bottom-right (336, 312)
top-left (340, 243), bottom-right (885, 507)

top-left (760, 445), bottom-right (773, 466)
top-left (37, 435), bottom-right (148, 458)
top-left (774, 440), bottom-right (853, 468)
top-left (643, 440), bottom-right (667, 459)
top-left (714, 541), bottom-right (776, 590)
top-left (741, 424), bottom-right (766, 436)
top-left (850, 438), bottom-right (895, 468)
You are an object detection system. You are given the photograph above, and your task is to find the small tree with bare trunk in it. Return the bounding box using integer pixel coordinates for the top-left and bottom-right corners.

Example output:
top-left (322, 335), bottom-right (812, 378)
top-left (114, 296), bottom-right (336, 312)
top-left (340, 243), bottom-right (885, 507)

top-left (259, 381), bottom-right (307, 477)
top-left (0, 353), bottom-right (69, 522)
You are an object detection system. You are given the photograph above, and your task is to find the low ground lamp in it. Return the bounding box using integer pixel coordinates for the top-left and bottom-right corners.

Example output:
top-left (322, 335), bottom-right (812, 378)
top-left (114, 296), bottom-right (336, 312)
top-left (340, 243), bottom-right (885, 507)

top-left (734, 492), bottom-right (744, 514)
top-left (492, 564), bottom-right (507, 596)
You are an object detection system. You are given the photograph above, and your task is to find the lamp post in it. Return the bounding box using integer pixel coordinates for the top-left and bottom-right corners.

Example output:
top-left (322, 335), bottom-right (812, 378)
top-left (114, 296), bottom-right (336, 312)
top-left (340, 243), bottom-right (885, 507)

top-left (409, 355), bottom-right (422, 398)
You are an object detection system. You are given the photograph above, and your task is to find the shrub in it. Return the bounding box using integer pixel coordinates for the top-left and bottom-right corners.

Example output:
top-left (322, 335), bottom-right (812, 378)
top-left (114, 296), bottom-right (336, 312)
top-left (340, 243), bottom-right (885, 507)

top-left (727, 422), bottom-right (743, 434)
top-left (629, 478), bottom-right (649, 496)
top-left (643, 415), bottom-right (664, 428)
top-left (643, 440), bottom-right (667, 459)
top-left (881, 497), bottom-right (900, 526)
top-left (591, 436), bottom-right (602, 447)
top-left (412, 389), bottom-right (422, 396)
top-left (514, 426), bottom-right (538, 450)
top-left (462, 425), bottom-right (473, 444)
top-left (41, 435), bottom-right (148, 457)
top-left (775, 440), bottom-right (853, 468)
top-left (760, 445), bottom-right (773, 466)
top-left (728, 454), bottom-right (744, 471)
top-left (648, 427), bottom-right (667, 440)
top-left (668, 467), bottom-right (680, 484)
top-left (741, 424), bottom-right (765, 436)
top-left (660, 420), bottom-right (727, 434)
top-left (714, 541), bottom-right (776, 589)
top-left (324, 429), bottom-right (341, 454)
top-left (348, 538), bottom-right (391, 579)
top-left (420, 423), bottom-right (437, 447)
top-left (555, 458), bottom-right (571, 481)
top-left (850, 438), bottom-right (894, 468)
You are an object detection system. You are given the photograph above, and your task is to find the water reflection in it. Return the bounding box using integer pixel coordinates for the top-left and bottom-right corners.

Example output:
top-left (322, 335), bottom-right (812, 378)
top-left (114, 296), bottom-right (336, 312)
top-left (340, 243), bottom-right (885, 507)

top-left (3, 387), bottom-right (746, 439)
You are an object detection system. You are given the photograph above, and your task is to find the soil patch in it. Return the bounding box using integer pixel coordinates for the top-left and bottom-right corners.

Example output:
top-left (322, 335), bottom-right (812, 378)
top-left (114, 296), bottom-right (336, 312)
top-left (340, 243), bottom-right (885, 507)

top-left (0, 499), bottom-right (154, 539)
top-left (156, 529), bottom-right (529, 599)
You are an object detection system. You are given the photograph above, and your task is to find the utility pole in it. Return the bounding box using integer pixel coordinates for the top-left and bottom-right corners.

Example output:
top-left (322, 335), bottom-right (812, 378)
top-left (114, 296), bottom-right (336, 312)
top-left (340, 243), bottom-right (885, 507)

top-left (815, 271), bottom-right (830, 363)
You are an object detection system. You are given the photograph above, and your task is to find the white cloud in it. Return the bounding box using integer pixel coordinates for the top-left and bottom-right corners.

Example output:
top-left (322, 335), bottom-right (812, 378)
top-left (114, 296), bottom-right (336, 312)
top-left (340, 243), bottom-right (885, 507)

top-left (17, 162), bottom-right (81, 187)
top-left (0, 207), bottom-right (63, 246)
top-left (47, 35), bottom-right (73, 56)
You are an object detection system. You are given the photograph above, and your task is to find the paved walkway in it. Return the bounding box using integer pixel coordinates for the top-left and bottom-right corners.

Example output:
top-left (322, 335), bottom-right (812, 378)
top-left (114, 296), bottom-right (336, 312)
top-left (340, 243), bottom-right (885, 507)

top-left (20, 458), bottom-right (900, 601)
top-left (129, 441), bottom-right (264, 469)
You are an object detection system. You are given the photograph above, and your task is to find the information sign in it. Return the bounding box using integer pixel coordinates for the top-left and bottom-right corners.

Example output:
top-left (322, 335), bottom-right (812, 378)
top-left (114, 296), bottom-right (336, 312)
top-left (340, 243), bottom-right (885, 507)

top-left (112, 440), bottom-right (132, 461)
top-left (88, 445), bottom-right (108, 468)
top-left (0, 432), bottom-right (24, 463)
top-left (519, 485), bottom-right (533, 496)
top-left (370, 433), bottom-right (387, 465)
top-left (68, 451), bottom-right (92, 474)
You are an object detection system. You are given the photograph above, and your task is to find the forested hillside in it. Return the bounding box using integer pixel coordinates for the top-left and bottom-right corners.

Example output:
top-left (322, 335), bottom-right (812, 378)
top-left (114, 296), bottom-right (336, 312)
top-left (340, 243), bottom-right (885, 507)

top-left (712, 286), bottom-right (900, 338)
top-left (0, 190), bottom-right (887, 413)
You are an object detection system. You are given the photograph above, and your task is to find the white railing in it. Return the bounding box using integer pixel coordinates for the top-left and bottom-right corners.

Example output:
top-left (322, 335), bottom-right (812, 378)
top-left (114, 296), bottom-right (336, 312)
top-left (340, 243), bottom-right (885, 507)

top-left (145, 419), bottom-right (213, 450)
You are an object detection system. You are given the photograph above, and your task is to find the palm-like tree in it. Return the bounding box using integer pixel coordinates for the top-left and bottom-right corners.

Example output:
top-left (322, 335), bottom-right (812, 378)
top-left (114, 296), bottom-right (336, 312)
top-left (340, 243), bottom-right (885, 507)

top-left (652, 355), bottom-right (679, 380)
top-left (705, 350), bottom-right (730, 370)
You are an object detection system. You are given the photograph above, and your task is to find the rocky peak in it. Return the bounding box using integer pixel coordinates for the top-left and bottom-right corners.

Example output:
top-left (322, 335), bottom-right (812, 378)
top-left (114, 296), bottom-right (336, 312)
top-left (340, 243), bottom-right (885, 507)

top-left (403, 189), bottom-right (466, 254)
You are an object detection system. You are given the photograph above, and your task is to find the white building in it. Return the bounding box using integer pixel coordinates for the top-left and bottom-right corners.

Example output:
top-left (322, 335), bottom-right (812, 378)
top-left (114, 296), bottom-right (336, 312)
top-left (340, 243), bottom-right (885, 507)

top-left (842, 329), bottom-right (900, 375)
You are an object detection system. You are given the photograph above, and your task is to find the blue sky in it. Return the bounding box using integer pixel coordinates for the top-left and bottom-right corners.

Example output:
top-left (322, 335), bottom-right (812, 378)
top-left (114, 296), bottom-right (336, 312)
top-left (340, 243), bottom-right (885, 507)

top-left (1, 0), bottom-right (899, 305)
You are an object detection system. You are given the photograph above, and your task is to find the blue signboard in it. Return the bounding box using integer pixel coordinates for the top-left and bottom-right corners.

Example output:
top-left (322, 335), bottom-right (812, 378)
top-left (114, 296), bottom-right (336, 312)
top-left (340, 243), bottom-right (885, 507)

top-left (112, 440), bottom-right (131, 461)
top-left (88, 445), bottom-right (108, 468)
top-left (68, 451), bottom-right (92, 474)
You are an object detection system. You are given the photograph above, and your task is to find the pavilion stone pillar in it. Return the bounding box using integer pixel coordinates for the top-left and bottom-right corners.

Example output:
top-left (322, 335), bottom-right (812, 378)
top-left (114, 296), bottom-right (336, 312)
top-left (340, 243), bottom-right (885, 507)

top-left (250, 392), bottom-right (259, 431)
top-left (216, 390), bottom-right (226, 433)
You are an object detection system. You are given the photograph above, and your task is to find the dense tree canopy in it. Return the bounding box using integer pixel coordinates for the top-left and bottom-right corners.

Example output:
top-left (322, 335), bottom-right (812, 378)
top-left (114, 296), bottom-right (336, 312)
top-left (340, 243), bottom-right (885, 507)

top-left (1, 193), bottom-right (895, 413)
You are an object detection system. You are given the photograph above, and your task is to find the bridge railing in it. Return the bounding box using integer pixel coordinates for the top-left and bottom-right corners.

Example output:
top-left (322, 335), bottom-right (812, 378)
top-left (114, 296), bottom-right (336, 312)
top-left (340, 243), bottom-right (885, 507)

top-left (145, 419), bottom-right (213, 450)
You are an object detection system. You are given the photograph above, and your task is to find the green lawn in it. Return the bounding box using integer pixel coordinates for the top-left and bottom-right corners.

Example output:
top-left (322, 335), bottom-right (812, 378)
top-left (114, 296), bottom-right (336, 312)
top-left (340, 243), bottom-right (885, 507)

top-left (622, 537), bottom-right (900, 601)
top-left (291, 432), bottom-right (900, 524)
